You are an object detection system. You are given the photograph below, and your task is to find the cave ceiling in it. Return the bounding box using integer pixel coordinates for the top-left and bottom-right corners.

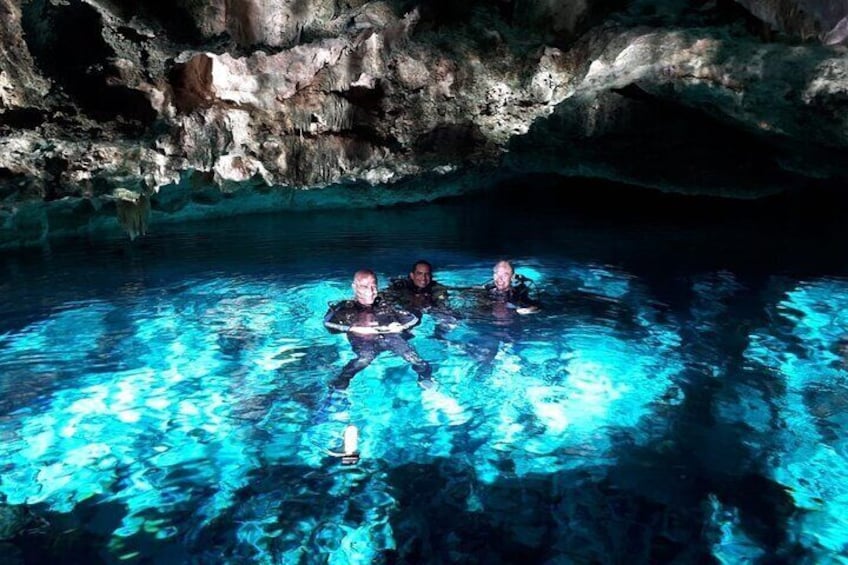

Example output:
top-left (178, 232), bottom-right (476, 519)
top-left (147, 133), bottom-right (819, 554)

top-left (1, 0), bottom-right (847, 246)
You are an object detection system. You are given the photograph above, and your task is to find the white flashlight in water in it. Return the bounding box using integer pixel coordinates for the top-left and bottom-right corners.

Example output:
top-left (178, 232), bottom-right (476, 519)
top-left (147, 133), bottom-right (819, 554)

top-left (343, 424), bottom-right (359, 455)
top-left (340, 425), bottom-right (360, 465)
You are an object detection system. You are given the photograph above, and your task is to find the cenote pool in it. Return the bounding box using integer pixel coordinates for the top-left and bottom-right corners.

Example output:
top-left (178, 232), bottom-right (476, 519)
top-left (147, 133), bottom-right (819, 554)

top-left (2, 185), bottom-right (848, 563)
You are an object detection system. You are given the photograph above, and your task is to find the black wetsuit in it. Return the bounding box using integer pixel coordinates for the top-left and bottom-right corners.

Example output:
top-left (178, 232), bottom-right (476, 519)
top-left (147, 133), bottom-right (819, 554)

top-left (483, 281), bottom-right (539, 323)
top-left (384, 279), bottom-right (449, 316)
top-left (464, 281), bottom-right (540, 370)
top-left (384, 278), bottom-right (457, 338)
top-left (324, 296), bottom-right (431, 389)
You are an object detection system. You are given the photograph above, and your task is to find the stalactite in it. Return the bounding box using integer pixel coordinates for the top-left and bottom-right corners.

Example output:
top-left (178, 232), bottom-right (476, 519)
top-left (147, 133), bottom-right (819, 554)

top-left (112, 188), bottom-right (150, 240)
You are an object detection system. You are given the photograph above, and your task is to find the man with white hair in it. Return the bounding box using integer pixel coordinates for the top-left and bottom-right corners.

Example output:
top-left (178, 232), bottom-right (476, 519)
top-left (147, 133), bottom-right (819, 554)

top-left (486, 260), bottom-right (540, 316)
top-left (324, 269), bottom-right (434, 390)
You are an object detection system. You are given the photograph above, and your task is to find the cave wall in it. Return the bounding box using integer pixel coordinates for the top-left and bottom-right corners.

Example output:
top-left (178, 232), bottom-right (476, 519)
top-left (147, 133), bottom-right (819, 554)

top-left (1, 0), bottom-right (847, 247)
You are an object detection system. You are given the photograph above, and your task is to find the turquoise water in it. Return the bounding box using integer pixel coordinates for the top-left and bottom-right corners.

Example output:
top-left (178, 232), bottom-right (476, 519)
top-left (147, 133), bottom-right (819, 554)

top-left (2, 190), bottom-right (848, 563)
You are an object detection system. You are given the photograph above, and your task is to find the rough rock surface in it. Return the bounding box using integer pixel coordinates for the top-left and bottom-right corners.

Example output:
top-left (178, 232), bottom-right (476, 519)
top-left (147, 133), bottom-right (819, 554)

top-left (1, 0), bottom-right (847, 247)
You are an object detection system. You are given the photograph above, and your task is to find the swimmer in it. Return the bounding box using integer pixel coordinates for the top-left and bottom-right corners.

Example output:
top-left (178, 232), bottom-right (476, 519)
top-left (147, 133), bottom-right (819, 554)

top-left (324, 269), bottom-right (434, 390)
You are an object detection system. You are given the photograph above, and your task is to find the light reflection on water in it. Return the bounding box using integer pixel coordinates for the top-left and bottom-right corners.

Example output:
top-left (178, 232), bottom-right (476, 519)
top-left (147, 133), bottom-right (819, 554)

top-left (1, 199), bottom-right (848, 562)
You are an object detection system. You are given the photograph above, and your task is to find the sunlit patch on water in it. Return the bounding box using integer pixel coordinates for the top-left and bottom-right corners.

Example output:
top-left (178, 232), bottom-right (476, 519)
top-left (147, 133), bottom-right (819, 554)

top-left (745, 278), bottom-right (848, 559)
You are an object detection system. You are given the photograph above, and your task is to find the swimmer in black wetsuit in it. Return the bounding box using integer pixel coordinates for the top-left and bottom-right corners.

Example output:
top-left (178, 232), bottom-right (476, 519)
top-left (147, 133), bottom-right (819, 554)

top-left (384, 260), bottom-right (457, 338)
top-left (465, 260), bottom-right (541, 372)
top-left (484, 259), bottom-right (540, 318)
top-left (385, 260), bottom-right (448, 313)
top-left (324, 269), bottom-right (433, 390)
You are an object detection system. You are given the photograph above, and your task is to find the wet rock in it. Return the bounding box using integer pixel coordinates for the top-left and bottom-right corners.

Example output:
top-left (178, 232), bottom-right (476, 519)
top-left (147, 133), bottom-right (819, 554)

top-left (0, 503), bottom-right (29, 540)
top-left (0, 0), bottom-right (848, 247)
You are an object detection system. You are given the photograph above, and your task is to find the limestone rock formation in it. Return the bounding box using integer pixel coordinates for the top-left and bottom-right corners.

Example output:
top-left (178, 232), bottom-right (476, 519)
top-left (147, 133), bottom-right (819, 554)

top-left (0, 0), bottom-right (847, 247)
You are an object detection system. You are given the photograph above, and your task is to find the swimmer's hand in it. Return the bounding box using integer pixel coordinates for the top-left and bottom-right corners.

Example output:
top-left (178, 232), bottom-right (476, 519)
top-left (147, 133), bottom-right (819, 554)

top-left (349, 321), bottom-right (405, 335)
top-left (515, 306), bottom-right (540, 315)
top-left (378, 322), bottom-right (405, 333)
top-left (349, 325), bottom-right (379, 335)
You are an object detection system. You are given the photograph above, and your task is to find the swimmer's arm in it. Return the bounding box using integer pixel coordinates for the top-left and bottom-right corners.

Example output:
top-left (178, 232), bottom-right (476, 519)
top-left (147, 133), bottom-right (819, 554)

top-left (348, 324), bottom-right (380, 335)
top-left (329, 306), bottom-right (419, 335)
top-left (348, 321), bottom-right (408, 335)
top-left (323, 308), bottom-right (351, 333)
top-left (513, 287), bottom-right (540, 315)
top-left (351, 310), bottom-right (419, 334)
top-left (389, 309), bottom-right (419, 332)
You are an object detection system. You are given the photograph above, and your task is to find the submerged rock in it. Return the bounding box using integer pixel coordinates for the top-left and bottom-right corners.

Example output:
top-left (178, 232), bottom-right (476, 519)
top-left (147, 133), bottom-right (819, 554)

top-left (0, 502), bottom-right (40, 542)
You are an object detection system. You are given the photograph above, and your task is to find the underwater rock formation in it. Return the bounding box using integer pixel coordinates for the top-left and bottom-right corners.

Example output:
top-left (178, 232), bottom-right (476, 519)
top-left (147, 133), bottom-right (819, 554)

top-left (1, 0), bottom-right (847, 246)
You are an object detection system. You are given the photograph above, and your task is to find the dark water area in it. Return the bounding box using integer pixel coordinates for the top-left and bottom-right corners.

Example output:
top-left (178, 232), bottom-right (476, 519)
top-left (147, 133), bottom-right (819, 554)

top-left (1, 178), bottom-right (848, 563)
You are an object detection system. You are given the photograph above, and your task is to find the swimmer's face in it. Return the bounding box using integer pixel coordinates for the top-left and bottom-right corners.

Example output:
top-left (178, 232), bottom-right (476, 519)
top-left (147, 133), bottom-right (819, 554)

top-left (353, 274), bottom-right (378, 306)
top-left (493, 261), bottom-right (513, 292)
top-left (410, 263), bottom-right (432, 289)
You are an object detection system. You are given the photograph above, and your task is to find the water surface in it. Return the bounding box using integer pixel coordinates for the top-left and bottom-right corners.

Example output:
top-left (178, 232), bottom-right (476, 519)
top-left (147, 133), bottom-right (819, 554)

top-left (2, 184), bottom-right (848, 563)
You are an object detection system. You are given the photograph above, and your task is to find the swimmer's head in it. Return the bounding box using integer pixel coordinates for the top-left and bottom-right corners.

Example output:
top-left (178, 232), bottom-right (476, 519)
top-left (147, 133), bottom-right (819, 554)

top-left (409, 260), bottom-right (432, 290)
top-left (493, 260), bottom-right (514, 292)
top-left (352, 270), bottom-right (378, 306)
